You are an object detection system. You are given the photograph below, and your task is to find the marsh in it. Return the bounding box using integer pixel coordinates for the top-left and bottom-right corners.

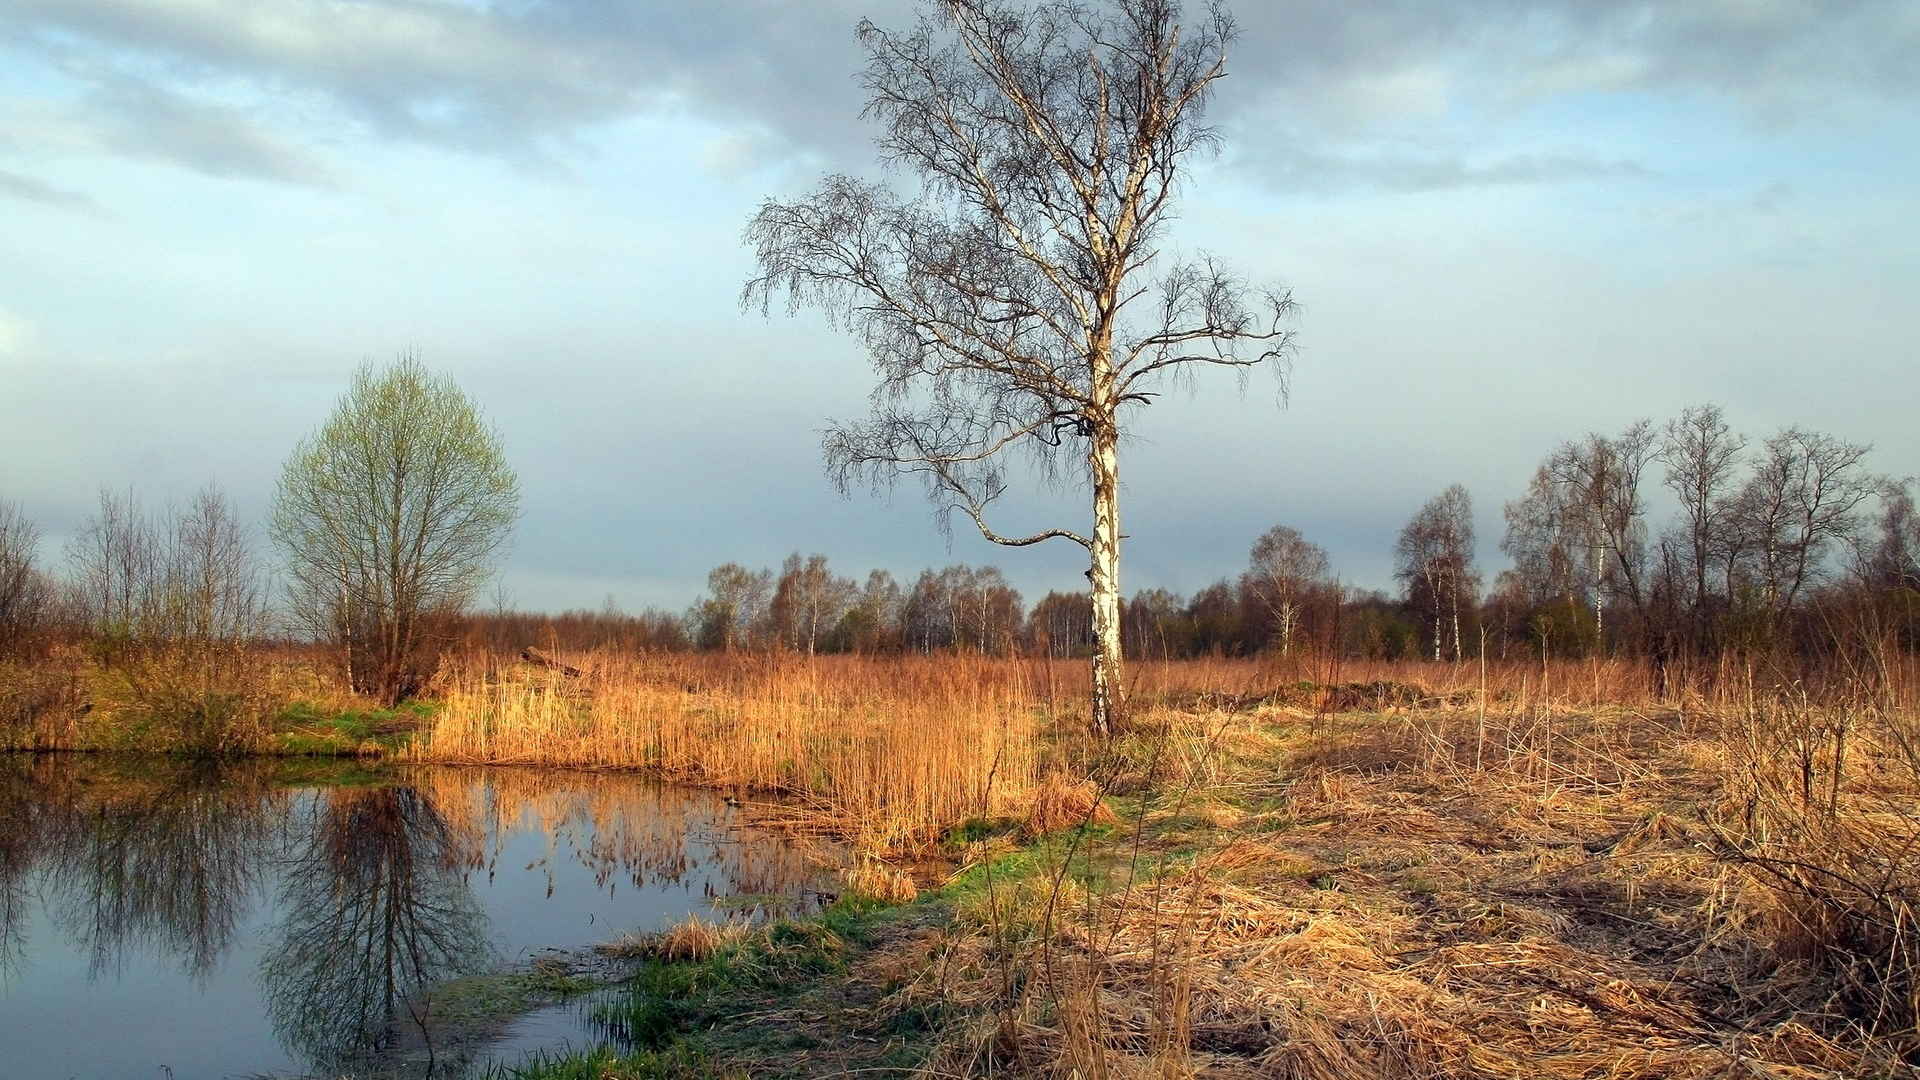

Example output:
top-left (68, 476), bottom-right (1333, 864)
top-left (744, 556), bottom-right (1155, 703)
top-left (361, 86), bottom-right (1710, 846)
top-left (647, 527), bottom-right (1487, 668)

top-left (0, 755), bottom-right (831, 1078)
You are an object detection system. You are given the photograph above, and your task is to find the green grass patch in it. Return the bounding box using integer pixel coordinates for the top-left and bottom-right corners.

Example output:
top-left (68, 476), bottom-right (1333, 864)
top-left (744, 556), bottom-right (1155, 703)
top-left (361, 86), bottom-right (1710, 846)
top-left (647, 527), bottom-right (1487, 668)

top-left (269, 699), bottom-right (436, 755)
top-left (429, 969), bottom-right (600, 1028)
top-left (479, 1043), bottom-right (731, 1080)
top-left (941, 815), bottom-right (1021, 848)
top-left (593, 911), bottom-right (863, 1050)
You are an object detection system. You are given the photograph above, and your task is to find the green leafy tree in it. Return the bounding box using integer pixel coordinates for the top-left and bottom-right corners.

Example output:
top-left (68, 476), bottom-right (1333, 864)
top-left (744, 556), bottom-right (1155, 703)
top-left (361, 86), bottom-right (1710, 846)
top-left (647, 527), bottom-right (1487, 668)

top-left (272, 356), bottom-right (519, 704)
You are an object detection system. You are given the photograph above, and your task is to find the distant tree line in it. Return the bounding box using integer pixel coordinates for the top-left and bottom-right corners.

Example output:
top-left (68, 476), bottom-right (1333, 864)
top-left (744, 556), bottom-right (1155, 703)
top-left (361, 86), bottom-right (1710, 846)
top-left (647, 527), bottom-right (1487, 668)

top-left (457, 404), bottom-right (1917, 669)
top-left (5, 402), bottom-right (1913, 678)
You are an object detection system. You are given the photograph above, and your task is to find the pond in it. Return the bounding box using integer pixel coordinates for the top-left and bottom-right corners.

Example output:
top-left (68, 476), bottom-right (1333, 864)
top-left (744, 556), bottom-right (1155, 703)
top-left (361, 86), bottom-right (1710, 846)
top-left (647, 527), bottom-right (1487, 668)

top-left (0, 754), bottom-right (835, 1079)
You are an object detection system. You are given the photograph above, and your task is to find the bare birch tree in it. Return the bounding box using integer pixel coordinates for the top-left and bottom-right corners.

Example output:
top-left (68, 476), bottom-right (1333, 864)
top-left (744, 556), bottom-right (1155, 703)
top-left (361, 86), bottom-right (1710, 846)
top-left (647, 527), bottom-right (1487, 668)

top-left (1245, 524), bottom-right (1329, 656)
top-left (158, 486), bottom-right (268, 647)
top-left (1502, 465), bottom-right (1591, 618)
top-left (1395, 485), bottom-right (1476, 662)
top-left (1506, 423), bottom-right (1657, 651)
top-left (742, 0), bottom-right (1294, 734)
top-left (1732, 427), bottom-right (1878, 624)
top-left (66, 488), bottom-right (159, 644)
top-left (0, 500), bottom-right (52, 657)
top-left (1865, 480), bottom-right (1919, 591)
top-left (1658, 404), bottom-right (1745, 651)
top-left (692, 563), bottom-right (774, 652)
top-left (769, 553), bottom-right (859, 655)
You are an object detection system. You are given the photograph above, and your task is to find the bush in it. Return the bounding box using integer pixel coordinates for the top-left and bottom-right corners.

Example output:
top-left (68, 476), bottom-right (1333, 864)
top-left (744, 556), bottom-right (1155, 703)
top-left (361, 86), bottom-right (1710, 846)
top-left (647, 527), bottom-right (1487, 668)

top-left (0, 661), bottom-right (84, 748)
top-left (112, 643), bottom-right (275, 754)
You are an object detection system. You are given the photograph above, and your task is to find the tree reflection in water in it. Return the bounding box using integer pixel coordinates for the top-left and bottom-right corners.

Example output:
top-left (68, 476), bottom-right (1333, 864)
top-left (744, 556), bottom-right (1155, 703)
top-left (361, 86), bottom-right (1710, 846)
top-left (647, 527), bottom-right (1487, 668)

top-left (26, 757), bottom-right (281, 983)
top-left (262, 785), bottom-right (489, 1072)
top-left (1, 757), bottom-right (836, 1076)
top-left (0, 756), bottom-right (40, 984)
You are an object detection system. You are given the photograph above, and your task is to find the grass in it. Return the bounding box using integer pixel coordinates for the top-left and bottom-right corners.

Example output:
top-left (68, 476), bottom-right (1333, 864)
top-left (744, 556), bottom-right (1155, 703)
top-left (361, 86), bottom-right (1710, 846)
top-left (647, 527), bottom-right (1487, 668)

top-left (0, 648), bottom-right (398, 756)
top-left (415, 651), bottom-right (1049, 852)
top-left (480, 1044), bottom-right (728, 1080)
top-left (269, 698), bottom-right (435, 755)
top-left (474, 660), bottom-right (1920, 1079)
top-left (10, 644), bottom-right (1920, 1076)
top-left (512, 833), bottom-right (1100, 1079)
top-left (899, 699), bottom-right (1920, 1078)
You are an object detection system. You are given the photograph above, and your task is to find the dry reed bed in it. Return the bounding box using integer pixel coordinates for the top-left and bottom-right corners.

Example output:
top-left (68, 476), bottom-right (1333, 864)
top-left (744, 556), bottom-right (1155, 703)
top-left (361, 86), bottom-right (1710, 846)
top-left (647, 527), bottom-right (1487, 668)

top-left (403, 648), bottom-right (1915, 854)
top-left (890, 699), bottom-right (1920, 1078)
top-left (411, 652), bottom-right (1048, 850)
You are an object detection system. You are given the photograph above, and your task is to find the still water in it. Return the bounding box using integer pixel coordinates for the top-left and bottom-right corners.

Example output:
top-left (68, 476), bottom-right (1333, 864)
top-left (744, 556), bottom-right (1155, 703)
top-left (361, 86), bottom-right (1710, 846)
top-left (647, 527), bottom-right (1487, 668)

top-left (0, 754), bottom-right (832, 1079)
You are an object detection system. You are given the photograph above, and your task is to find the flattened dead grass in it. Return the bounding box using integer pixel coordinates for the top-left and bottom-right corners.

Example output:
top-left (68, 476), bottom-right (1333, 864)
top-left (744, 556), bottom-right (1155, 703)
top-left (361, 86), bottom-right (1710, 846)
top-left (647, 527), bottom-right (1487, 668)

top-left (883, 703), bottom-right (1920, 1079)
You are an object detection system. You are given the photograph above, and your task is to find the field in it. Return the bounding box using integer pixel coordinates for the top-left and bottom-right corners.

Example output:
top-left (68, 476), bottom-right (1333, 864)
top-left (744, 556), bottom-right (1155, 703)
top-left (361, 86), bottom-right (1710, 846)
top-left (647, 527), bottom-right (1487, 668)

top-left (6, 647), bottom-right (1920, 1076)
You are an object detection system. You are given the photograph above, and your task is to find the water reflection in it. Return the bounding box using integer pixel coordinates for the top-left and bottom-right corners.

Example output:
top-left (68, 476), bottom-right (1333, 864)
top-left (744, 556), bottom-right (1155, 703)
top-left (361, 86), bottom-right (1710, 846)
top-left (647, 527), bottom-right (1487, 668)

top-left (3, 756), bottom-right (282, 984)
top-left (0, 755), bottom-right (832, 1079)
top-left (263, 786), bottom-right (490, 1071)
top-left (0, 760), bottom-right (37, 982)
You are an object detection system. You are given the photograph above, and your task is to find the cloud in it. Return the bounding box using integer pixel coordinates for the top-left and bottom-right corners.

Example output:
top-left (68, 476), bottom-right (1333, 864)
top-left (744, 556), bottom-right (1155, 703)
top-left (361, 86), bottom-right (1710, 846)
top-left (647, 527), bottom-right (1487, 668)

top-left (3, 0), bottom-right (1912, 192)
top-left (696, 131), bottom-right (787, 178)
top-left (0, 73), bottom-right (336, 188)
top-left (1216, 1), bottom-right (1918, 190)
top-left (0, 167), bottom-right (103, 214)
top-left (84, 76), bottom-right (340, 187)
top-left (0, 0), bottom-right (878, 168)
top-left (1224, 1), bottom-right (1918, 120)
top-left (1240, 144), bottom-right (1652, 195)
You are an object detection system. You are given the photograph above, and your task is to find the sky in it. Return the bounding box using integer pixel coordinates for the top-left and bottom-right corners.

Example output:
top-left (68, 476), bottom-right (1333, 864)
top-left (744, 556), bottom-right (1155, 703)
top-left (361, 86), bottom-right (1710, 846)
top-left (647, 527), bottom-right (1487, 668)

top-left (2, 0), bottom-right (1916, 614)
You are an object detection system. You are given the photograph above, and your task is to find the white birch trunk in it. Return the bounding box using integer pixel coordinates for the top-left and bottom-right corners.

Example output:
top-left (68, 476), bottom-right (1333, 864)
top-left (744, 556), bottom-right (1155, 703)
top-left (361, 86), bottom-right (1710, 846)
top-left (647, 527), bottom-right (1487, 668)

top-left (1089, 420), bottom-right (1123, 736)
top-left (1450, 585), bottom-right (1462, 664)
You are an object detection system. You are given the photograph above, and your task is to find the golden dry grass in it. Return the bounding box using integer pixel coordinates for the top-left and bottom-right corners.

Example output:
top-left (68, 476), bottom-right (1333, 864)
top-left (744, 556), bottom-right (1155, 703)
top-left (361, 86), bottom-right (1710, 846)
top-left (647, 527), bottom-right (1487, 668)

top-left (597, 914), bottom-right (754, 963)
top-left (403, 647), bottom-right (1901, 852)
top-left (887, 694), bottom-right (1920, 1079)
top-left (411, 651), bottom-right (1048, 850)
top-left (9, 643), bottom-right (1920, 1075)
top-left (846, 856), bottom-right (921, 903)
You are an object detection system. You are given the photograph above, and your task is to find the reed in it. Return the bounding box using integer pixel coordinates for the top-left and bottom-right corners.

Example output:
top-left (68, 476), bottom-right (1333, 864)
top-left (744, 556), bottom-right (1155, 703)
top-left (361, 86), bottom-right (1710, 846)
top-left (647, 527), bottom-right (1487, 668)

top-left (409, 651), bottom-right (1048, 850)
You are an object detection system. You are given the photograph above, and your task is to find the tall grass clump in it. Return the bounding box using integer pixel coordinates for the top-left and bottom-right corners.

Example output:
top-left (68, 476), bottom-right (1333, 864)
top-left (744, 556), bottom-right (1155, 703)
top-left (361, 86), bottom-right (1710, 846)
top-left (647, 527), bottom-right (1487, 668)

top-left (1707, 688), bottom-right (1920, 1045)
top-left (412, 651), bottom-right (1044, 850)
top-left (101, 642), bottom-right (280, 754)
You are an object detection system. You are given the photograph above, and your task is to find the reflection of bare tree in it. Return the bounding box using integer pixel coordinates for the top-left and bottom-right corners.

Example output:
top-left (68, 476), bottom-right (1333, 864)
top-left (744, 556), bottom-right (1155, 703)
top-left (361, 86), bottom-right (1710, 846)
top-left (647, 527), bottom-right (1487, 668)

top-left (262, 786), bottom-right (489, 1072)
top-left (35, 758), bottom-right (280, 981)
top-left (0, 756), bottom-right (42, 983)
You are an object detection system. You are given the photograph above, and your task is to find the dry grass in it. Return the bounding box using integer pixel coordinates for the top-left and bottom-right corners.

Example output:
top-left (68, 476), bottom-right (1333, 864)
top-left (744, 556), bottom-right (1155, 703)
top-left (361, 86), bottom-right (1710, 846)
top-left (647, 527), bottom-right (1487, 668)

top-left (0, 658), bottom-right (85, 748)
top-left (10, 642), bottom-right (1920, 1075)
top-left (846, 856), bottom-right (921, 903)
top-left (410, 651), bottom-right (1048, 850)
top-left (598, 914), bottom-right (754, 963)
top-left (884, 691), bottom-right (1920, 1079)
top-left (0, 646), bottom-right (368, 753)
top-left (1023, 769), bottom-right (1119, 838)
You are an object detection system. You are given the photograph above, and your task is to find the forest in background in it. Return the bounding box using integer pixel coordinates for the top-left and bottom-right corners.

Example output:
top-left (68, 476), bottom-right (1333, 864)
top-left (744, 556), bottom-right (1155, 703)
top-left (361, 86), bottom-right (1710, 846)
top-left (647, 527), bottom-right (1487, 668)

top-left (3, 404), bottom-right (1915, 680)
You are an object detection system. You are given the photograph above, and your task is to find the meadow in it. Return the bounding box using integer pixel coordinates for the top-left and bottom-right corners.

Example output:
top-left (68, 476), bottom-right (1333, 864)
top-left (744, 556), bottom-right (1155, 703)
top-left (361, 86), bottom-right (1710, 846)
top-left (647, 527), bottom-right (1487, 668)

top-left (8, 643), bottom-right (1919, 1076)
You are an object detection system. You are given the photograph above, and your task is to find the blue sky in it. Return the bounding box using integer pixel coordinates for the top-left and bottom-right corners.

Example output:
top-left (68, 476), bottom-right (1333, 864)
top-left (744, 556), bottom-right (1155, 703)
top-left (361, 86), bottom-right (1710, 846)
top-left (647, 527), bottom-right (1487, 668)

top-left (2, 0), bottom-right (1915, 612)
